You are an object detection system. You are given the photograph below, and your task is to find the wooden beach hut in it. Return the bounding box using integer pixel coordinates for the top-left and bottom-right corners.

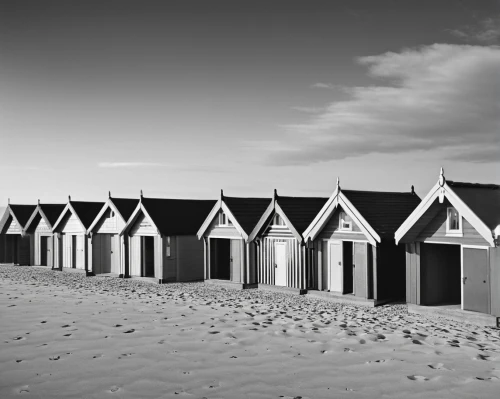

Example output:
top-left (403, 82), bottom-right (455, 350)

top-left (120, 194), bottom-right (216, 283)
top-left (23, 201), bottom-right (66, 267)
top-left (0, 202), bottom-right (36, 265)
top-left (303, 179), bottom-right (420, 305)
top-left (248, 190), bottom-right (328, 293)
top-left (51, 197), bottom-right (105, 274)
top-left (196, 191), bottom-right (270, 289)
top-left (86, 193), bottom-right (139, 276)
top-left (395, 168), bottom-right (500, 325)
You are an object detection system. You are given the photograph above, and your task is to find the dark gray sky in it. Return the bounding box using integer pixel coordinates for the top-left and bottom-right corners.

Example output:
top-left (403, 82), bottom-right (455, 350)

top-left (1, 0), bottom-right (499, 205)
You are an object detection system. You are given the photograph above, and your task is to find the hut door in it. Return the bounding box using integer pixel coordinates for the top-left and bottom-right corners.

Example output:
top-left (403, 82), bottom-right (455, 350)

top-left (353, 242), bottom-right (367, 298)
top-left (328, 241), bottom-right (342, 292)
top-left (274, 242), bottom-right (287, 286)
top-left (462, 247), bottom-right (489, 314)
top-left (40, 236), bottom-right (48, 266)
top-left (110, 235), bottom-right (119, 274)
top-left (230, 240), bottom-right (241, 283)
top-left (101, 234), bottom-right (112, 274)
top-left (47, 236), bottom-right (53, 267)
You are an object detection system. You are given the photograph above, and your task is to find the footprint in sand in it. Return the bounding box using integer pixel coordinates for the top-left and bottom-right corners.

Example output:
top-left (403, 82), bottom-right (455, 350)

top-left (123, 329), bottom-right (135, 334)
top-left (109, 386), bottom-right (120, 392)
top-left (64, 334), bottom-right (72, 337)
top-left (49, 355), bottom-right (60, 361)
top-left (344, 348), bottom-right (354, 352)
top-left (93, 354), bottom-right (103, 359)
top-left (19, 385), bottom-right (30, 393)
top-left (41, 321), bottom-right (47, 324)
top-left (428, 363), bottom-right (452, 370)
top-left (16, 359), bottom-right (23, 363)
top-left (475, 376), bottom-right (498, 381)
top-left (474, 354), bottom-right (491, 361)
top-left (407, 375), bottom-right (429, 381)
top-left (13, 336), bottom-right (25, 341)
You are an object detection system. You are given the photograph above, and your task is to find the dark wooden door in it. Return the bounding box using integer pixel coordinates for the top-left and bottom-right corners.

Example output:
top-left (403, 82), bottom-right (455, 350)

top-left (463, 247), bottom-right (489, 314)
top-left (40, 236), bottom-right (48, 266)
top-left (101, 234), bottom-right (112, 274)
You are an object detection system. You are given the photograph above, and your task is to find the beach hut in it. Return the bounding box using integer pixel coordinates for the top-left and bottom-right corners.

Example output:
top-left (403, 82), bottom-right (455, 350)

top-left (248, 190), bottom-right (328, 293)
top-left (303, 179), bottom-right (421, 305)
top-left (23, 201), bottom-right (66, 267)
top-left (51, 197), bottom-right (105, 274)
top-left (120, 194), bottom-right (216, 283)
top-left (395, 169), bottom-right (500, 325)
top-left (0, 202), bottom-right (36, 265)
top-left (196, 191), bottom-right (270, 289)
top-left (86, 193), bottom-right (139, 276)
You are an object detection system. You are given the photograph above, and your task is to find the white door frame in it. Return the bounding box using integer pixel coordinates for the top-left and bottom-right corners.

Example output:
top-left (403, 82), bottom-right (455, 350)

top-left (327, 240), bottom-right (343, 293)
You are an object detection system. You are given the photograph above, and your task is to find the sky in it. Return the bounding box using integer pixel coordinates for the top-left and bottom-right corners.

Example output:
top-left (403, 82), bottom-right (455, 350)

top-left (1, 0), bottom-right (499, 210)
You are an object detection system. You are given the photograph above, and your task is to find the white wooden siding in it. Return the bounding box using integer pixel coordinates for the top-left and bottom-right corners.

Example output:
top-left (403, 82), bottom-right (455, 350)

top-left (130, 213), bottom-right (156, 236)
top-left (6, 217), bottom-right (21, 234)
top-left (59, 212), bottom-right (85, 233)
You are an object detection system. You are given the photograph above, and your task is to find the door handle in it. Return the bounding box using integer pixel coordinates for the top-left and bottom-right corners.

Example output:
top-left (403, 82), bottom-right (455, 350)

top-left (462, 277), bottom-right (467, 284)
top-left (275, 264), bottom-right (277, 268)
top-left (338, 262), bottom-right (341, 266)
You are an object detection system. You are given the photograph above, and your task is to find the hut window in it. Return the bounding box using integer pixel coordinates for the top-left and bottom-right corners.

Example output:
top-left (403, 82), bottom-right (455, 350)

top-left (446, 207), bottom-right (462, 235)
top-left (110, 211), bottom-right (115, 218)
top-left (166, 236), bottom-right (171, 257)
top-left (218, 212), bottom-right (232, 226)
top-left (339, 211), bottom-right (352, 231)
top-left (273, 214), bottom-right (286, 226)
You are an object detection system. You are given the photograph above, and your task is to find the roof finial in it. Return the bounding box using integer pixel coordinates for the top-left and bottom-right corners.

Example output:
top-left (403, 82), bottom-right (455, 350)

top-left (68, 195), bottom-right (71, 202)
top-left (336, 176), bottom-right (340, 191)
top-left (108, 191), bottom-right (111, 199)
top-left (38, 198), bottom-right (40, 205)
top-left (273, 188), bottom-right (278, 200)
top-left (411, 185), bottom-right (415, 195)
top-left (220, 189), bottom-right (224, 200)
top-left (438, 167), bottom-right (445, 187)
top-left (140, 189), bottom-right (143, 199)
top-left (8, 198), bottom-right (10, 205)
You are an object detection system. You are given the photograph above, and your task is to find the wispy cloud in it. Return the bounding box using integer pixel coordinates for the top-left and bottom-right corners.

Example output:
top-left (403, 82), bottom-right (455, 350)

top-left (98, 162), bottom-right (164, 168)
top-left (449, 16), bottom-right (500, 44)
top-left (265, 44), bottom-right (500, 165)
top-left (291, 106), bottom-right (324, 114)
top-left (311, 83), bottom-right (343, 90)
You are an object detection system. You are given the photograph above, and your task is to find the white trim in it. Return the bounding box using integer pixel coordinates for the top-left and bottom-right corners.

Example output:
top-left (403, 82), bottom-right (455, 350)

top-left (395, 181), bottom-right (495, 247)
top-left (460, 245), bottom-right (464, 310)
top-left (196, 199), bottom-right (221, 239)
top-left (322, 238), bottom-right (369, 243)
top-left (419, 240), bottom-right (460, 246)
top-left (248, 199), bottom-right (275, 242)
top-left (220, 202), bottom-right (247, 239)
top-left (462, 244), bottom-right (490, 249)
top-left (445, 206), bottom-right (463, 237)
top-left (119, 203), bottom-right (160, 237)
top-left (51, 203), bottom-right (86, 233)
top-left (303, 190), bottom-right (379, 246)
top-left (196, 199), bottom-right (248, 240)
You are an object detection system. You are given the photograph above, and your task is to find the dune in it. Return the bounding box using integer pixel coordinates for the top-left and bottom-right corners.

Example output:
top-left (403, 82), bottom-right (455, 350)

top-left (0, 265), bottom-right (499, 398)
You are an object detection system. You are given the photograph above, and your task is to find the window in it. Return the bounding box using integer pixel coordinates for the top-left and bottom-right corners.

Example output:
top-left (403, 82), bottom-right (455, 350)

top-left (272, 213), bottom-right (286, 226)
top-left (166, 236), bottom-right (171, 257)
top-left (218, 211), bottom-right (232, 226)
top-left (339, 211), bottom-right (352, 231)
top-left (446, 207), bottom-right (462, 236)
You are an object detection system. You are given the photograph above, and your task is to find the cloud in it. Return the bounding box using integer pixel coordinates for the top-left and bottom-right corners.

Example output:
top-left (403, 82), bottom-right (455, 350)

top-left (291, 106), bottom-right (324, 114)
top-left (98, 162), bottom-right (164, 168)
top-left (311, 83), bottom-right (344, 90)
top-left (449, 16), bottom-right (500, 44)
top-left (267, 44), bottom-right (500, 165)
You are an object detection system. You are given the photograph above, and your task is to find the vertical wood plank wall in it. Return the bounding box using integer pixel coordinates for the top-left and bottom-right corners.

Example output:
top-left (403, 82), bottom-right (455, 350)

top-left (490, 247), bottom-right (500, 317)
top-left (258, 237), bottom-right (303, 289)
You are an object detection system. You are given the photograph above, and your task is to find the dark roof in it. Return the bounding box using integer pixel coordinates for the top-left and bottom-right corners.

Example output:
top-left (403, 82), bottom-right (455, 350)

top-left (111, 198), bottom-right (140, 222)
top-left (447, 181), bottom-right (500, 231)
top-left (224, 197), bottom-right (271, 235)
top-left (342, 190), bottom-right (421, 238)
top-left (142, 197), bottom-right (216, 235)
top-left (39, 204), bottom-right (66, 226)
top-left (277, 196), bottom-right (329, 234)
top-left (70, 201), bottom-right (106, 229)
top-left (10, 205), bottom-right (37, 228)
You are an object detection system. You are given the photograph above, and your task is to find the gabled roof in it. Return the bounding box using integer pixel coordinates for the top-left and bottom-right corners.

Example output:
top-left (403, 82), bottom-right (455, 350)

top-left (111, 198), bottom-right (140, 222)
top-left (86, 197), bottom-right (140, 233)
top-left (342, 190), bottom-right (421, 238)
top-left (122, 197), bottom-right (216, 236)
top-left (248, 192), bottom-right (329, 242)
top-left (447, 181), bottom-right (500, 231)
top-left (197, 194), bottom-right (271, 239)
top-left (303, 180), bottom-right (420, 246)
top-left (395, 169), bottom-right (498, 247)
top-left (24, 203), bottom-right (66, 231)
top-left (52, 200), bottom-right (105, 231)
top-left (0, 204), bottom-right (37, 233)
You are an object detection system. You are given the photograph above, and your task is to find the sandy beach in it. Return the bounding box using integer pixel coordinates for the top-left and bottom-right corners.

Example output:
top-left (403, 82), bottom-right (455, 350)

top-left (0, 265), bottom-right (499, 399)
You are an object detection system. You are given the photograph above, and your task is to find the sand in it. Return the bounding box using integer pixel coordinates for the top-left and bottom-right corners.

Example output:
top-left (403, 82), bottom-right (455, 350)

top-left (0, 265), bottom-right (499, 399)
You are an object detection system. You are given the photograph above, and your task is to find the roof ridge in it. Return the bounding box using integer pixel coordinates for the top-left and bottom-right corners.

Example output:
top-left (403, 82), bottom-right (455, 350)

top-left (447, 181), bottom-right (500, 189)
